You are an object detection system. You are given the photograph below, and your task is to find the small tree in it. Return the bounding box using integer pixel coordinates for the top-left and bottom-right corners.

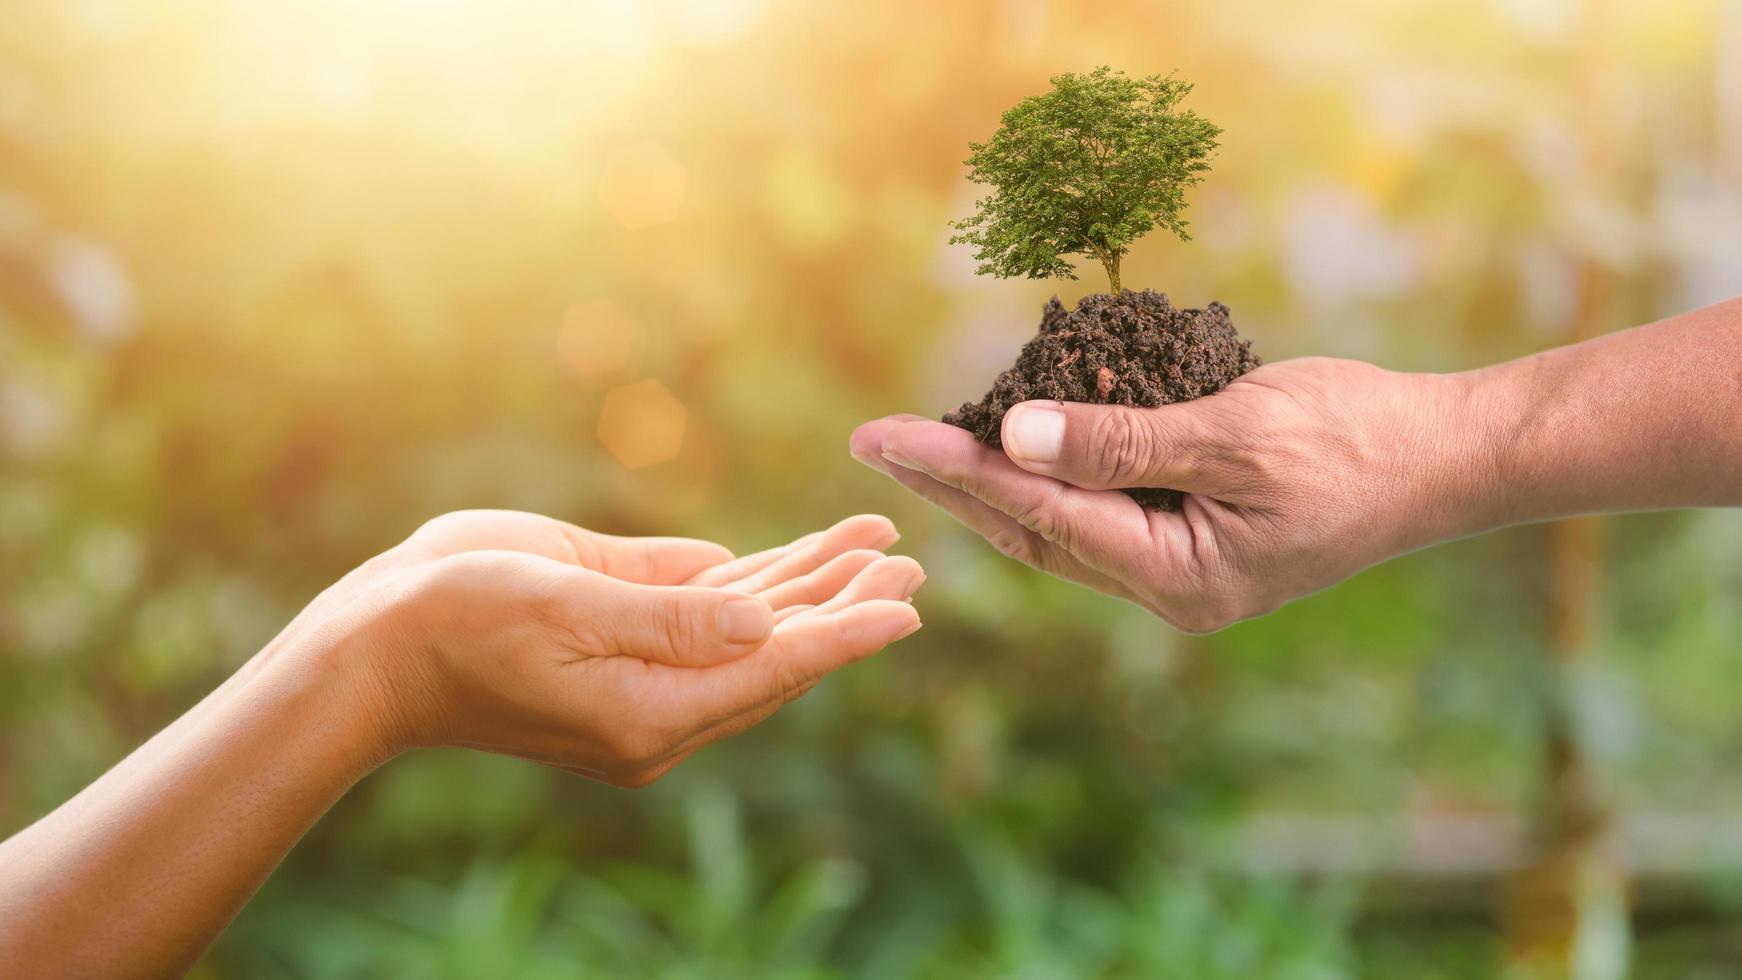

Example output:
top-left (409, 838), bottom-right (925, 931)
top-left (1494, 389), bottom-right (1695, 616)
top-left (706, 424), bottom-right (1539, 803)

top-left (950, 67), bottom-right (1221, 294)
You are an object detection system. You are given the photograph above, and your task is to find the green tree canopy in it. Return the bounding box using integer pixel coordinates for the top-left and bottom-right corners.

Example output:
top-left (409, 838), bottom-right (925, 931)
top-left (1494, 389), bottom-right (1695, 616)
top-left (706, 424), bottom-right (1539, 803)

top-left (950, 66), bottom-right (1221, 293)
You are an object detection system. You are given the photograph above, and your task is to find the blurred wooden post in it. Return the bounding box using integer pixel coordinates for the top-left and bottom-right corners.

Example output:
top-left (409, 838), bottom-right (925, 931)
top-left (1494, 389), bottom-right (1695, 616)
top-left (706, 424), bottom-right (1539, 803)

top-left (1502, 1), bottom-right (1630, 976)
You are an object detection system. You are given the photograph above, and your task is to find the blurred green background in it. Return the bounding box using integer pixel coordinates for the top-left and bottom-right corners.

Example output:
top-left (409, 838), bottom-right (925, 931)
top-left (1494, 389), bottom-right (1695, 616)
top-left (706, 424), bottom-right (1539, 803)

top-left (3, 1), bottom-right (1741, 976)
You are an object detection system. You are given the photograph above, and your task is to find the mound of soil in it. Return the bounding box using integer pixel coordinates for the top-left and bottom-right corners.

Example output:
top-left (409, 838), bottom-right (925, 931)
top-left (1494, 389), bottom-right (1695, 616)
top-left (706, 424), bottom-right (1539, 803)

top-left (943, 289), bottom-right (1261, 511)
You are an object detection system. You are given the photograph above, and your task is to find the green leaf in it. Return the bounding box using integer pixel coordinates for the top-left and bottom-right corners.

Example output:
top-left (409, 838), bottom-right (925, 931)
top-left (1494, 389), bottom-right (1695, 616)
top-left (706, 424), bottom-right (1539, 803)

top-left (951, 66), bottom-right (1221, 292)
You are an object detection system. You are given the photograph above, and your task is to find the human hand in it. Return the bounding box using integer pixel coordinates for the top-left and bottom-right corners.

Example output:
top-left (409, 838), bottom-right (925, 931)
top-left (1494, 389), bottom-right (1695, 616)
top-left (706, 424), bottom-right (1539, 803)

top-left (298, 510), bottom-right (923, 786)
top-left (853, 358), bottom-right (1486, 632)
top-left (0, 509), bottom-right (922, 978)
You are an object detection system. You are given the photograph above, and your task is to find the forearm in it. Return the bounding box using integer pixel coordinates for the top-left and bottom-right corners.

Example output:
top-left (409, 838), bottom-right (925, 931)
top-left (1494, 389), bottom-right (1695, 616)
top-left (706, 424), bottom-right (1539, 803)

top-left (0, 630), bottom-right (390, 978)
top-left (1447, 296), bottom-right (1742, 533)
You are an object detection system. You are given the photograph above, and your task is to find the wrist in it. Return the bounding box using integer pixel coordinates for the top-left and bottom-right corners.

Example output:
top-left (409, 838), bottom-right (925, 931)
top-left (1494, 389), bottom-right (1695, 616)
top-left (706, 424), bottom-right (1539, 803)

top-left (1390, 367), bottom-right (1524, 551)
top-left (260, 577), bottom-right (426, 773)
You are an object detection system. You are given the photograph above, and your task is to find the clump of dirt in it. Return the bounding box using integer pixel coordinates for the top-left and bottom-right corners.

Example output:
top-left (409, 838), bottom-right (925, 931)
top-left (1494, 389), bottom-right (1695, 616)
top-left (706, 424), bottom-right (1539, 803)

top-left (943, 289), bottom-right (1261, 511)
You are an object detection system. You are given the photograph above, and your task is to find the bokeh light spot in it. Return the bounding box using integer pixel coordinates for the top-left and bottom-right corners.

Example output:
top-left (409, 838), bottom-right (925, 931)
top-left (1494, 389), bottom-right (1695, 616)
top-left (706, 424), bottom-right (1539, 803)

top-left (556, 299), bottom-right (638, 379)
top-left (598, 140), bottom-right (688, 230)
top-left (597, 378), bottom-right (687, 470)
top-left (47, 236), bottom-right (133, 343)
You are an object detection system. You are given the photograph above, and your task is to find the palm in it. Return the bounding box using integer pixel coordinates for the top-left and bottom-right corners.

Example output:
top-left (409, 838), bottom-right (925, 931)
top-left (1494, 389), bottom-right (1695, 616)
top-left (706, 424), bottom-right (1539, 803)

top-left (379, 509), bottom-right (923, 785)
top-left (401, 508), bottom-right (904, 602)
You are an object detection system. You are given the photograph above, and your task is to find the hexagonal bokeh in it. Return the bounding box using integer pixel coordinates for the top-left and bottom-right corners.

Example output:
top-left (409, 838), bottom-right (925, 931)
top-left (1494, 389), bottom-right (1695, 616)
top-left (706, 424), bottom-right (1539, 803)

top-left (596, 140), bottom-right (688, 231)
top-left (555, 299), bottom-right (637, 378)
top-left (596, 378), bottom-right (687, 470)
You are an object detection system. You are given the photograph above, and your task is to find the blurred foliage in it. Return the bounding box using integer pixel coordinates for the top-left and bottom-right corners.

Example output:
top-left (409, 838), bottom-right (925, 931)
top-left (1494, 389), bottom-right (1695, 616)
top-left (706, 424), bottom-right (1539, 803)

top-left (2, 0), bottom-right (1741, 976)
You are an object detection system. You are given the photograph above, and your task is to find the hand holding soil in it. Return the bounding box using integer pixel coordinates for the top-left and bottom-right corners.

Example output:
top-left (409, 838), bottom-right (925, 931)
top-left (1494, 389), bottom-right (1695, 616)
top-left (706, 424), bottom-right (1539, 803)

top-left (855, 297), bottom-right (1742, 632)
top-left (863, 68), bottom-right (1742, 632)
top-left (943, 290), bottom-right (1260, 511)
top-left (860, 358), bottom-right (1460, 632)
top-left (936, 68), bottom-right (1269, 517)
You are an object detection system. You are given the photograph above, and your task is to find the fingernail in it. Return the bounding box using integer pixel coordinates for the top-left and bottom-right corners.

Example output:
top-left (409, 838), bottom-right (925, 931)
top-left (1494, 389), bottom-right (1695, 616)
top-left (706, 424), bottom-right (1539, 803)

top-left (894, 619), bottom-right (922, 641)
top-left (904, 568), bottom-right (927, 598)
top-left (1003, 405), bottom-right (1065, 463)
top-left (719, 598), bottom-right (772, 644)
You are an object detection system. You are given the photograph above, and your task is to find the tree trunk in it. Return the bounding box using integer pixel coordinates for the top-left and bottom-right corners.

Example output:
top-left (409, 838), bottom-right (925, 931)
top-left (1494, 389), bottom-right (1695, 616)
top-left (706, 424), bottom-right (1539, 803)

top-left (1101, 253), bottom-right (1121, 293)
top-left (1505, 513), bottom-right (1627, 980)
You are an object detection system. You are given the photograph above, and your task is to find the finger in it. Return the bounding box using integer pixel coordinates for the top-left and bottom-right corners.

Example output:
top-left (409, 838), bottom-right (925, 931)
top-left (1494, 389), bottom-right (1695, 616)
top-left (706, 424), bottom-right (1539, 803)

top-left (754, 548), bottom-right (883, 611)
top-left (619, 593), bottom-right (920, 775)
top-left (663, 555), bottom-right (927, 757)
top-left (853, 418), bottom-right (1138, 597)
top-left (716, 515), bottom-right (899, 594)
top-left (674, 600), bottom-right (920, 724)
top-left (854, 417), bottom-right (1050, 562)
top-left (598, 603), bottom-right (907, 780)
top-left (634, 675), bottom-right (819, 777)
top-left (584, 533), bottom-right (736, 585)
top-left (848, 414), bottom-right (932, 463)
top-left (875, 462), bottom-right (1138, 599)
top-left (682, 530), bottom-right (823, 587)
top-left (782, 554), bottom-right (924, 623)
top-left (998, 400), bottom-right (1234, 494)
top-left (576, 576), bottom-right (775, 668)
top-left (774, 603), bottom-right (816, 624)
top-left (877, 419), bottom-right (1153, 562)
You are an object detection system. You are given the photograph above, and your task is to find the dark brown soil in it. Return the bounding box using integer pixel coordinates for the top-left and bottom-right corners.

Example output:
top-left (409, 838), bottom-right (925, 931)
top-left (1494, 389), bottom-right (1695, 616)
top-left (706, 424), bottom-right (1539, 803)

top-left (943, 289), bottom-right (1261, 511)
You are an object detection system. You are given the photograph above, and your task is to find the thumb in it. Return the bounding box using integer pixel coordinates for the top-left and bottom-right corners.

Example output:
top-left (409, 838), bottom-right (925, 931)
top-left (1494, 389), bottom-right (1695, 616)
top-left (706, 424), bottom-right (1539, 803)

top-left (998, 400), bottom-right (1233, 495)
top-left (586, 579), bottom-right (774, 667)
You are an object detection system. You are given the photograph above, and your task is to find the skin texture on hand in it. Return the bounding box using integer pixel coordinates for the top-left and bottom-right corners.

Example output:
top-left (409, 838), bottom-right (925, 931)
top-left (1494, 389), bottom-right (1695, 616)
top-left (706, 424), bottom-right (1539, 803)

top-left (0, 510), bottom-right (922, 979)
top-left (855, 359), bottom-right (1473, 632)
top-left (365, 510), bottom-right (924, 786)
top-left (855, 296), bottom-right (1742, 633)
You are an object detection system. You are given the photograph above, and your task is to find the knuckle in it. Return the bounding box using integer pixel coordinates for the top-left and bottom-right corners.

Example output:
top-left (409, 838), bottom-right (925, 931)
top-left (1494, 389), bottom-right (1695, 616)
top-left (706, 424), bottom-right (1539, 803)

top-left (986, 528), bottom-right (1034, 563)
top-left (1241, 398), bottom-right (1294, 446)
top-left (770, 661), bottom-right (810, 704)
top-left (610, 764), bottom-right (665, 789)
top-left (415, 551), bottom-right (495, 601)
top-left (563, 529), bottom-right (605, 570)
top-left (1166, 597), bottom-right (1242, 634)
top-left (1173, 612), bottom-right (1226, 635)
top-left (1247, 449), bottom-right (1292, 493)
top-left (541, 593), bottom-right (610, 656)
top-left (1201, 442), bottom-right (1261, 495)
top-left (411, 512), bottom-right (461, 539)
top-left (411, 509), bottom-right (485, 540)
top-left (1210, 394), bottom-right (1297, 463)
top-left (657, 598), bottom-right (703, 659)
top-left (606, 726), bottom-right (667, 769)
top-left (421, 551), bottom-right (474, 587)
top-left (1011, 485), bottom-right (1069, 544)
top-left (1089, 410), bottom-right (1156, 486)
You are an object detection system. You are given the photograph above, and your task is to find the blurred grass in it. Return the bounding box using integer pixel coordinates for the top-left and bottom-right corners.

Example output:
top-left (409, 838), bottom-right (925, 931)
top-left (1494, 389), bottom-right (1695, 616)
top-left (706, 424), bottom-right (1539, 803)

top-left (3, 0), bottom-right (1742, 975)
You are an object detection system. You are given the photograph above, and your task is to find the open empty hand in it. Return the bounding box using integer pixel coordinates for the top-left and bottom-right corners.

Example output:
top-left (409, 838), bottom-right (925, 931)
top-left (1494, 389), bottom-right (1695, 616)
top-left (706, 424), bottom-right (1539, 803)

top-left (0, 509), bottom-right (924, 978)
top-left (343, 510), bottom-right (925, 785)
